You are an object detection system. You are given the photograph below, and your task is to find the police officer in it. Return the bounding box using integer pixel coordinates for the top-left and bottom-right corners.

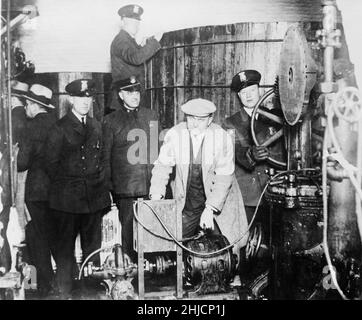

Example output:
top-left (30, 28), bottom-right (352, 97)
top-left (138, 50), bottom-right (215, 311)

top-left (17, 84), bottom-right (57, 295)
top-left (45, 79), bottom-right (111, 298)
top-left (103, 76), bottom-right (159, 261)
top-left (109, 4), bottom-right (163, 111)
top-left (222, 70), bottom-right (271, 223)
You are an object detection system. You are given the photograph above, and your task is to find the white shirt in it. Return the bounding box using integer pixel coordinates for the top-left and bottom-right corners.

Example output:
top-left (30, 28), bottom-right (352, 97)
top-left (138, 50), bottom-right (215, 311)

top-left (244, 107), bottom-right (253, 117)
top-left (189, 131), bottom-right (205, 159)
top-left (72, 109), bottom-right (86, 124)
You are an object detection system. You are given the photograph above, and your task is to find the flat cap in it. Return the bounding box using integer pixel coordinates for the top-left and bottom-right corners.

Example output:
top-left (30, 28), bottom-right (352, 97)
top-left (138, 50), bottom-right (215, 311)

top-left (114, 76), bottom-right (141, 92)
top-left (181, 98), bottom-right (216, 117)
top-left (65, 79), bottom-right (96, 97)
top-left (231, 69), bottom-right (261, 92)
top-left (118, 4), bottom-right (143, 20)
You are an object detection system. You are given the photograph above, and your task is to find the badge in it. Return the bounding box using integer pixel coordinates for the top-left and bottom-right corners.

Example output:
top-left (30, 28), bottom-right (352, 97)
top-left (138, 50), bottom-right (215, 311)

top-left (239, 72), bottom-right (246, 82)
top-left (81, 80), bottom-right (88, 93)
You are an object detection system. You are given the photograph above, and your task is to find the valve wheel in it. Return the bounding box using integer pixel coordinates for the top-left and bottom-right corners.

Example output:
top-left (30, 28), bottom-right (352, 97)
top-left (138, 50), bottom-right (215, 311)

top-left (245, 223), bottom-right (263, 260)
top-left (333, 87), bottom-right (362, 123)
top-left (251, 89), bottom-right (287, 168)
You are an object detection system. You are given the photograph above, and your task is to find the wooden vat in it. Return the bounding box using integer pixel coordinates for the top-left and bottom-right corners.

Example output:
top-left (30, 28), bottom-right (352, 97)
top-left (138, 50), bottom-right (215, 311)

top-left (145, 21), bottom-right (343, 129)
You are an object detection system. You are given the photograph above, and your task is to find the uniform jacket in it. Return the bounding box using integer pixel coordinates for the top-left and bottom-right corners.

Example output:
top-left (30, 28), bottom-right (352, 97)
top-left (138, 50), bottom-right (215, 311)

top-left (12, 106), bottom-right (27, 144)
top-left (222, 108), bottom-right (272, 206)
top-left (45, 112), bottom-right (110, 214)
top-left (17, 112), bottom-right (56, 202)
top-left (110, 29), bottom-right (161, 86)
top-left (150, 122), bottom-right (249, 248)
top-left (103, 106), bottom-right (158, 197)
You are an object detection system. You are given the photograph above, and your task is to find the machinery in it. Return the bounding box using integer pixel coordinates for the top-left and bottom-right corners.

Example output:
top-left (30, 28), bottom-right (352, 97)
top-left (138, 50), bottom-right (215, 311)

top-left (78, 2), bottom-right (362, 301)
top-left (246, 0), bottom-right (362, 300)
top-left (2, 0), bottom-right (360, 301)
top-left (80, 200), bottom-right (237, 300)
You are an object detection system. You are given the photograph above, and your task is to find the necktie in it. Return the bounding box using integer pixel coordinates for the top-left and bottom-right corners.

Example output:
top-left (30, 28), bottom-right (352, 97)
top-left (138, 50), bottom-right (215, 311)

top-left (81, 117), bottom-right (86, 127)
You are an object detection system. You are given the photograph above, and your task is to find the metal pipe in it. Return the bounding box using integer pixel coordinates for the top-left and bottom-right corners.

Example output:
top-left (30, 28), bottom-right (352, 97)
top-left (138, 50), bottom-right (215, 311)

top-left (6, 0), bottom-right (14, 206)
top-left (0, 5), bottom-right (38, 36)
top-left (1, 13), bottom-right (27, 36)
top-left (318, 1), bottom-right (340, 93)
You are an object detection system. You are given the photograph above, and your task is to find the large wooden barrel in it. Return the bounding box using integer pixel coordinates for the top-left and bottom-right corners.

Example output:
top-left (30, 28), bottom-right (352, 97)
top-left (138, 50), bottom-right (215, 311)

top-left (145, 21), bottom-right (339, 129)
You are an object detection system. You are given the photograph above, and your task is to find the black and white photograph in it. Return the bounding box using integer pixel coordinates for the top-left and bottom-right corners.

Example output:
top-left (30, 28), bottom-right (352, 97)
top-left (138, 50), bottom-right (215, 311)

top-left (0, 0), bottom-right (362, 305)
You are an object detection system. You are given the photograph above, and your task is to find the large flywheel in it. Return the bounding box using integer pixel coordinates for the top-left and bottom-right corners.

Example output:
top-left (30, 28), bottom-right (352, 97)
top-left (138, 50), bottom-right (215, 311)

top-left (279, 25), bottom-right (317, 126)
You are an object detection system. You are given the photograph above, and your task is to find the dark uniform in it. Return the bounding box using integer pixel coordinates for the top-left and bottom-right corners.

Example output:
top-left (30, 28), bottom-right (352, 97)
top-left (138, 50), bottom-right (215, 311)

top-left (109, 4), bottom-right (161, 110)
top-left (103, 77), bottom-right (158, 260)
top-left (11, 81), bottom-right (29, 144)
top-left (45, 79), bottom-right (111, 296)
top-left (12, 106), bottom-right (27, 144)
top-left (17, 94), bottom-right (57, 293)
top-left (223, 108), bottom-right (270, 217)
top-left (223, 70), bottom-right (272, 223)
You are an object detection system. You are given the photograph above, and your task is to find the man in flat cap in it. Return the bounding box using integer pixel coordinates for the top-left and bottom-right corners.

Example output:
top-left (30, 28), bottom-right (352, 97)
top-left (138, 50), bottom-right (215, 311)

top-left (16, 84), bottom-right (57, 295)
top-left (45, 79), bottom-right (111, 298)
top-left (150, 99), bottom-right (248, 251)
top-left (103, 76), bottom-right (159, 261)
top-left (223, 70), bottom-right (282, 225)
top-left (109, 4), bottom-right (163, 111)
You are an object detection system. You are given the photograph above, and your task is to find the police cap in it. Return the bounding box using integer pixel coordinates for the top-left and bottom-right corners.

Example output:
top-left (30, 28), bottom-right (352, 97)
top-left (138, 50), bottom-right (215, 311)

top-left (230, 69), bottom-right (261, 92)
top-left (114, 76), bottom-right (141, 92)
top-left (118, 4), bottom-right (144, 20)
top-left (65, 79), bottom-right (96, 97)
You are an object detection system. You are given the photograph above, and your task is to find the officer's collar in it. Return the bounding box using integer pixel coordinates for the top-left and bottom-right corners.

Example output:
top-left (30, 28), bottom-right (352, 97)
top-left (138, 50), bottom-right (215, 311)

top-left (121, 104), bottom-right (139, 113)
top-left (71, 109), bottom-right (87, 123)
top-left (121, 28), bottom-right (136, 40)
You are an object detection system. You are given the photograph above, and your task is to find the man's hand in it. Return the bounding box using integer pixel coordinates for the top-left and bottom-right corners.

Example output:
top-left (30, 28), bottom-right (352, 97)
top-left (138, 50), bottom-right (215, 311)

top-left (199, 207), bottom-right (215, 230)
top-left (250, 145), bottom-right (269, 162)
